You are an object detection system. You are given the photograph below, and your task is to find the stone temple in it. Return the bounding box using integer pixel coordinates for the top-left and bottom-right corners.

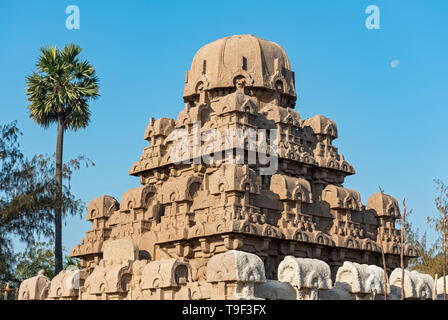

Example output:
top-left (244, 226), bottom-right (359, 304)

top-left (20, 35), bottom-right (432, 300)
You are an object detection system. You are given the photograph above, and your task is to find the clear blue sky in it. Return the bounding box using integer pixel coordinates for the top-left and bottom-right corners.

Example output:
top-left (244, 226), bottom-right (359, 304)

top-left (1, 0), bottom-right (447, 253)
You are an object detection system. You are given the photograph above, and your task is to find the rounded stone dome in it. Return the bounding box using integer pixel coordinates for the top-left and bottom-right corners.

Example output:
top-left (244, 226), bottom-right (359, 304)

top-left (366, 192), bottom-right (400, 218)
top-left (183, 34), bottom-right (297, 102)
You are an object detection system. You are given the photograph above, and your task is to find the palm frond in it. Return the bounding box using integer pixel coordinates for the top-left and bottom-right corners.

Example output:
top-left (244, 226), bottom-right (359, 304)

top-left (60, 43), bottom-right (82, 65)
top-left (26, 43), bottom-right (100, 130)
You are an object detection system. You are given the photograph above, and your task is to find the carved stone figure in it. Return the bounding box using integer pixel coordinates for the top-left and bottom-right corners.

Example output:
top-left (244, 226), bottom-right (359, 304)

top-left (389, 268), bottom-right (433, 300)
top-left (277, 256), bottom-right (332, 299)
top-left (331, 261), bottom-right (385, 300)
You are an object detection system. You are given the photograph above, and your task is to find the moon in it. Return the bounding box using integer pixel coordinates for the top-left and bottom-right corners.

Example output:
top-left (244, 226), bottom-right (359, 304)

top-left (390, 60), bottom-right (400, 68)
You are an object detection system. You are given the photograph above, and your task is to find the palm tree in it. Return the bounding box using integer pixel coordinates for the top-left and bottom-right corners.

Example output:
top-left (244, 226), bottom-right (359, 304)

top-left (25, 44), bottom-right (99, 274)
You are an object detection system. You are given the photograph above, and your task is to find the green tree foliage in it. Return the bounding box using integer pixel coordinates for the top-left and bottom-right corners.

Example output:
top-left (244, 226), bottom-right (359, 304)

top-left (15, 241), bottom-right (56, 281)
top-left (0, 121), bottom-right (92, 284)
top-left (429, 179), bottom-right (448, 235)
top-left (14, 241), bottom-right (80, 282)
top-left (427, 179), bottom-right (448, 298)
top-left (404, 213), bottom-right (444, 277)
top-left (401, 180), bottom-right (448, 278)
top-left (26, 43), bottom-right (99, 274)
top-left (25, 44), bottom-right (99, 130)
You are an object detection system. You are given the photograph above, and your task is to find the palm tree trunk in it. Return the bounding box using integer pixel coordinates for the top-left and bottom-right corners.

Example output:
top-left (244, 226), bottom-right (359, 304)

top-left (401, 199), bottom-right (406, 300)
top-left (443, 207), bottom-right (447, 300)
top-left (54, 113), bottom-right (65, 275)
top-left (381, 240), bottom-right (388, 300)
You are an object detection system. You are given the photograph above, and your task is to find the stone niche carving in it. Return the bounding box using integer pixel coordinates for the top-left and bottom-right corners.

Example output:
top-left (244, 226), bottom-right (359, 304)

top-left (47, 268), bottom-right (88, 300)
top-left (140, 259), bottom-right (193, 300)
top-left (80, 239), bottom-right (138, 300)
top-left (322, 185), bottom-right (362, 211)
top-left (18, 270), bottom-right (50, 300)
top-left (70, 195), bottom-right (120, 267)
top-left (20, 34), bottom-right (419, 300)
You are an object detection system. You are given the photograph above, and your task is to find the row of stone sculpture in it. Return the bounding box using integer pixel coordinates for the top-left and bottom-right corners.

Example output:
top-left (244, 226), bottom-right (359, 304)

top-left (17, 240), bottom-right (445, 300)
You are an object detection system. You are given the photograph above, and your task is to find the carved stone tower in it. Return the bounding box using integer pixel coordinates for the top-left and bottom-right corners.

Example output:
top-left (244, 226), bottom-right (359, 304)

top-left (71, 34), bottom-right (416, 281)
